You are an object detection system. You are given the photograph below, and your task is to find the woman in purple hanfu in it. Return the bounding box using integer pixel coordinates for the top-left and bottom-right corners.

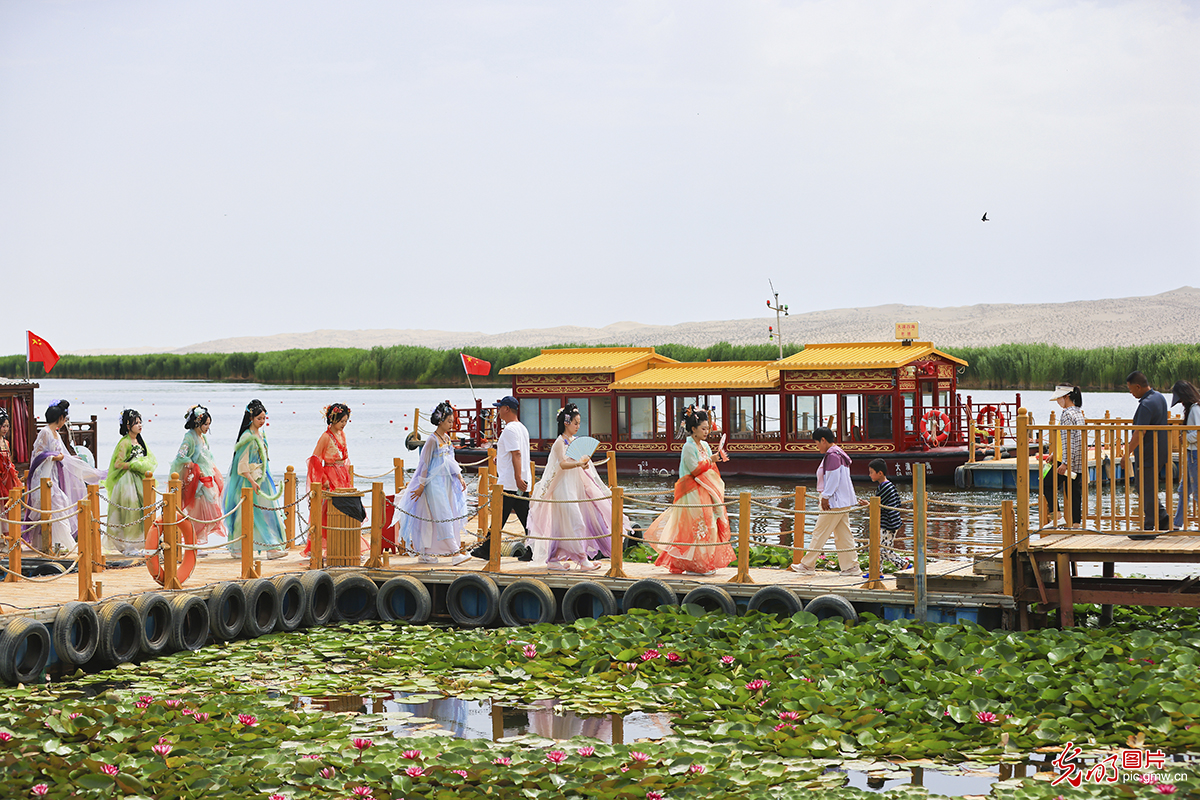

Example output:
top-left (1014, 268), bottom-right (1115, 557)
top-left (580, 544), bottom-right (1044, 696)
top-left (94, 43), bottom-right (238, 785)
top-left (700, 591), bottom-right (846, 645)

top-left (24, 400), bottom-right (105, 551)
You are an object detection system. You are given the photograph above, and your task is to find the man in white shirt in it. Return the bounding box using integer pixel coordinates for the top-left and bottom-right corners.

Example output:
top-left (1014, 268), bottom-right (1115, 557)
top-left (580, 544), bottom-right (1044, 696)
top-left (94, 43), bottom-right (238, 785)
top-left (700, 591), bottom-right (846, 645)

top-left (469, 396), bottom-right (532, 559)
top-left (790, 427), bottom-right (861, 576)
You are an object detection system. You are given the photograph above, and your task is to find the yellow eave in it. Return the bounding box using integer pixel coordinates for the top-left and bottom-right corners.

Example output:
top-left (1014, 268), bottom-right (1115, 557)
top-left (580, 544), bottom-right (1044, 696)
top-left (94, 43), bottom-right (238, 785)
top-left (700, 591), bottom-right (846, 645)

top-left (610, 362), bottom-right (780, 391)
top-left (773, 341), bottom-right (968, 370)
top-left (499, 347), bottom-right (678, 376)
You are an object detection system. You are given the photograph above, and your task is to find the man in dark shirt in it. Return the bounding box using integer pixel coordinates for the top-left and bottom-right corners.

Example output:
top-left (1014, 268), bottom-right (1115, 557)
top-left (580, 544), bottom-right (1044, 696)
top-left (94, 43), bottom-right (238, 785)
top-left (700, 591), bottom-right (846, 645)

top-left (1126, 371), bottom-right (1170, 537)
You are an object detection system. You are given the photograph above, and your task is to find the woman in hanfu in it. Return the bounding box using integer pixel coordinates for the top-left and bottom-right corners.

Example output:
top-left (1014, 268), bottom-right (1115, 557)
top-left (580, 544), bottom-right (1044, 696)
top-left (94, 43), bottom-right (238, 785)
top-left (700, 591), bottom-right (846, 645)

top-left (169, 405), bottom-right (226, 554)
top-left (396, 401), bottom-right (472, 565)
top-left (644, 406), bottom-right (734, 576)
top-left (105, 409), bottom-right (158, 556)
top-left (24, 400), bottom-right (105, 552)
top-left (0, 410), bottom-right (22, 537)
top-left (221, 399), bottom-right (286, 559)
top-left (304, 402), bottom-right (368, 557)
top-left (527, 403), bottom-right (619, 571)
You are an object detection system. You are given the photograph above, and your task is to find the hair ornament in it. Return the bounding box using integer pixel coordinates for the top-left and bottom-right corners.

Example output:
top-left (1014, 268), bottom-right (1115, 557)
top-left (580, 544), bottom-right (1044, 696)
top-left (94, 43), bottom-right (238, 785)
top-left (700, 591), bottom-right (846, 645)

top-left (430, 400), bottom-right (455, 426)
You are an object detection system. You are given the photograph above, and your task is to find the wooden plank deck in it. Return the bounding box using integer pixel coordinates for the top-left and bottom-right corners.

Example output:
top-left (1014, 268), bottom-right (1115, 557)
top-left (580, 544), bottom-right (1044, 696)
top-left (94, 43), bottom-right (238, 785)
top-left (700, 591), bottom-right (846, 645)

top-left (1028, 531), bottom-right (1200, 561)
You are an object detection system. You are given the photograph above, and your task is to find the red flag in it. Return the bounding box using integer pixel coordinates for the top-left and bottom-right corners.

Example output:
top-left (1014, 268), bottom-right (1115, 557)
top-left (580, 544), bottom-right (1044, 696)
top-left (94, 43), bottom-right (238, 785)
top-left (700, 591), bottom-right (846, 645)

top-left (460, 353), bottom-right (491, 376)
top-left (28, 331), bottom-right (59, 373)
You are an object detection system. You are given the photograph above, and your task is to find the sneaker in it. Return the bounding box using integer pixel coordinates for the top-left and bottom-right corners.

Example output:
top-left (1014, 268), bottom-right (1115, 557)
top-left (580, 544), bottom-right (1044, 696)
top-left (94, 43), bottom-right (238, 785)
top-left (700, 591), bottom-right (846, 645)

top-left (789, 562), bottom-right (816, 574)
top-left (450, 553), bottom-right (474, 566)
top-left (418, 554), bottom-right (440, 564)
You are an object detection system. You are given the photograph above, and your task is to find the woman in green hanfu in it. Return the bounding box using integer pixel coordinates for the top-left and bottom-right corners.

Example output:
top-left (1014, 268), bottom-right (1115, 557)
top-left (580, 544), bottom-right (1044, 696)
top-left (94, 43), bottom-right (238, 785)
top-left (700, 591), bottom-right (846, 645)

top-left (221, 398), bottom-right (286, 559)
top-left (105, 409), bottom-right (158, 556)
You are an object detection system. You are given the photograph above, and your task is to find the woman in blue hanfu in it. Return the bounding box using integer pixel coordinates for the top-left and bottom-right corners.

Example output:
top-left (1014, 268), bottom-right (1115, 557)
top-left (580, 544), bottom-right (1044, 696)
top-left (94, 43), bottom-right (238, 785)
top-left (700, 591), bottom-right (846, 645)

top-left (170, 404), bottom-right (226, 554)
top-left (221, 399), bottom-right (286, 559)
top-left (396, 400), bottom-right (472, 565)
top-left (24, 400), bottom-right (105, 552)
top-left (105, 409), bottom-right (158, 556)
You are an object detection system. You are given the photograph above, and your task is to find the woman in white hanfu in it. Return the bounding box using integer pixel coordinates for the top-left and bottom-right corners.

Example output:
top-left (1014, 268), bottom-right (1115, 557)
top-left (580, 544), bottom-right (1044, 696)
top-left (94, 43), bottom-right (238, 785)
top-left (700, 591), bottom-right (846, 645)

top-left (24, 399), bottom-right (105, 551)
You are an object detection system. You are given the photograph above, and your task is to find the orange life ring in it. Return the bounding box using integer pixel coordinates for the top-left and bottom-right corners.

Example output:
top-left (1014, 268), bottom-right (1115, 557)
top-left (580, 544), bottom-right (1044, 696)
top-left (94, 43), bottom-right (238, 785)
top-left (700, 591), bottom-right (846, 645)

top-left (145, 517), bottom-right (197, 586)
top-left (975, 406), bottom-right (1006, 444)
top-left (920, 409), bottom-right (951, 448)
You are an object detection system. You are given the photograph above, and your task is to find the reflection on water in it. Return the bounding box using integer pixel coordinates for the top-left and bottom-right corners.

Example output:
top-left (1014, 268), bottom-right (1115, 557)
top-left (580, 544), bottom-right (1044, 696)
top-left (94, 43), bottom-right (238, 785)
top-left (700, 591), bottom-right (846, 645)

top-left (298, 692), bottom-right (675, 744)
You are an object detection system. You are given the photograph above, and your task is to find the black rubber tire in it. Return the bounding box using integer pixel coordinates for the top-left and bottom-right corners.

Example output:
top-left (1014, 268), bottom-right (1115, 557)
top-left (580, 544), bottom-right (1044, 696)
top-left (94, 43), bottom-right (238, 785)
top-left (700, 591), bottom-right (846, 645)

top-left (167, 594), bottom-right (209, 652)
top-left (132, 593), bottom-right (174, 657)
top-left (498, 579), bottom-right (557, 626)
top-left (621, 578), bottom-right (679, 613)
top-left (96, 601), bottom-right (142, 666)
top-left (561, 581), bottom-right (618, 622)
top-left (52, 602), bottom-right (100, 666)
top-left (270, 574), bottom-right (306, 632)
top-left (376, 576), bottom-right (433, 624)
top-left (299, 571), bottom-right (335, 627)
top-left (747, 586), bottom-right (805, 617)
top-left (207, 582), bottom-right (247, 640)
top-left (682, 585), bottom-right (737, 615)
top-left (332, 573), bottom-right (378, 623)
top-left (241, 579), bottom-right (280, 638)
top-left (804, 593), bottom-right (859, 625)
top-left (446, 573), bottom-right (500, 627)
top-left (0, 617), bottom-right (51, 684)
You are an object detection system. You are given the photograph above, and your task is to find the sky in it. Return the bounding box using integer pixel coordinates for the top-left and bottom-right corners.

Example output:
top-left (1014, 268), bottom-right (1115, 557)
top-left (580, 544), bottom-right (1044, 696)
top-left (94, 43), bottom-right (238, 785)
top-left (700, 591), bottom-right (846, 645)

top-left (2, 0), bottom-right (1197, 354)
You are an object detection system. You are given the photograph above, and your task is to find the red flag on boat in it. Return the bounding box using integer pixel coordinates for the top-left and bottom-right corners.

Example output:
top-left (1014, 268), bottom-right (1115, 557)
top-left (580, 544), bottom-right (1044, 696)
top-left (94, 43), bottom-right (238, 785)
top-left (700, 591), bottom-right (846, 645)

top-left (27, 331), bottom-right (59, 373)
top-left (460, 353), bottom-right (491, 376)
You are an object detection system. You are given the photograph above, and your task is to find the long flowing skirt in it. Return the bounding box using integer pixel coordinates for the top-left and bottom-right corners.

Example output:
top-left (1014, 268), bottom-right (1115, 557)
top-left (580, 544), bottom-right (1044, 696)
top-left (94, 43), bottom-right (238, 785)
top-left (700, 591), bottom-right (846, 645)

top-left (224, 473), bottom-right (285, 555)
top-left (24, 456), bottom-right (104, 551)
top-left (528, 468), bottom-right (615, 564)
top-left (644, 469), bottom-right (734, 573)
top-left (396, 472), bottom-right (467, 556)
top-left (181, 462), bottom-right (227, 545)
top-left (106, 470), bottom-right (147, 555)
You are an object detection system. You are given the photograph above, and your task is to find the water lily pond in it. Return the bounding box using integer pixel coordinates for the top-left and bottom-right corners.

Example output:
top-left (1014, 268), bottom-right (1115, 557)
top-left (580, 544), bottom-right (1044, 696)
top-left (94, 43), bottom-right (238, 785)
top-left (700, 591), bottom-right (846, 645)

top-left (2, 607), bottom-right (1198, 798)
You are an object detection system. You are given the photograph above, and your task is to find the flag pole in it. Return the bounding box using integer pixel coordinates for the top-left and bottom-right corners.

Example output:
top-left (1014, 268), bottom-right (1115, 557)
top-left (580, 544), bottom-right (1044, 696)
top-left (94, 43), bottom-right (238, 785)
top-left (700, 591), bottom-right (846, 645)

top-left (25, 331), bottom-right (30, 381)
top-left (461, 354), bottom-right (478, 404)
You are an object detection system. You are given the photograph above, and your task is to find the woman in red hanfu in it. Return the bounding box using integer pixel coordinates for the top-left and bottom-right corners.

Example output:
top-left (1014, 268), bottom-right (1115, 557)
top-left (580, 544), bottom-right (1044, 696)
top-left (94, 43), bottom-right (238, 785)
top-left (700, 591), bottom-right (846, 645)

top-left (305, 403), bottom-right (367, 557)
top-left (644, 406), bottom-right (734, 576)
top-left (0, 410), bottom-right (22, 537)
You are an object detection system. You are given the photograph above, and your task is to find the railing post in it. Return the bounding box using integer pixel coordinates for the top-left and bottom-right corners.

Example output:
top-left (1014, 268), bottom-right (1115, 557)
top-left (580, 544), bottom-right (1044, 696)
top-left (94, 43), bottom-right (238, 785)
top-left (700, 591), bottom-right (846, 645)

top-left (913, 462), bottom-right (927, 623)
top-left (365, 482), bottom-right (384, 569)
top-left (284, 466), bottom-right (296, 549)
top-left (309, 482), bottom-right (324, 570)
top-left (792, 486), bottom-right (806, 566)
top-left (39, 476), bottom-right (51, 552)
top-left (607, 456), bottom-right (617, 488)
top-left (477, 470), bottom-right (490, 549)
top-left (993, 417), bottom-right (1002, 461)
top-left (142, 472), bottom-right (157, 556)
top-left (606, 486), bottom-right (627, 579)
top-left (487, 447), bottom-right (497, 478)
top-left (89, 483), bottom-right (103, 572)
top-left (485, 484), bottom-right (503, 573)
top-left (729, 491), bottom-right (753, 584)
top-left (1001, 499), bottom-right (1015, 599)
top-left (394, 457), bottom-right (405, 494)
top-left (866, 495), bottom-right (884, 589)
top-left (163, 474), bottom-right (182, 590)
top-left (241, 486), bottom-right (260, 579)
top-left (1015, 408), bottom-right (1030, 551)
top-left (77, 498), bottom-right (98, 601)
top-left (5, 487), bottom-right (21, 583)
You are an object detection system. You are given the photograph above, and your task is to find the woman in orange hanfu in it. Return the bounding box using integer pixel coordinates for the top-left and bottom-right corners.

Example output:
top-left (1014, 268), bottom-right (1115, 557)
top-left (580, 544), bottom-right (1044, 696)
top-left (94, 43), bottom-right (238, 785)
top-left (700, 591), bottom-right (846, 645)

top-left (305, 403), bottom-right (368, 557)
top-left (644, 406), bottom-right (734, 576)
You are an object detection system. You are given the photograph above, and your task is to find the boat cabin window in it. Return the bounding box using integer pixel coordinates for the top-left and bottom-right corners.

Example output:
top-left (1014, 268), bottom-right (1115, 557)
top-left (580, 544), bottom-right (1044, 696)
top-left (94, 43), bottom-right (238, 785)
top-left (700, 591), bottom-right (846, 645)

top-left (729, 395), bottom-right (780, 441)
top-left (672, 395), bottom-right (715, 440)
top-left (589, 397), bottom-right (612, 441)
top-left (567, 397), bottom-right (591, 436)
top-left (840, 394), bottom-right (894, 441)
top-left (867, 394), bottom-right (893, 440)
top-left (903, 392), bottom-right (916, 434)
top-left (618, 395), bottom-right (667, 440)
top-left (787, 394), bottom-right (838, 440)
top-left (517, 398), bottom-right (565, 440)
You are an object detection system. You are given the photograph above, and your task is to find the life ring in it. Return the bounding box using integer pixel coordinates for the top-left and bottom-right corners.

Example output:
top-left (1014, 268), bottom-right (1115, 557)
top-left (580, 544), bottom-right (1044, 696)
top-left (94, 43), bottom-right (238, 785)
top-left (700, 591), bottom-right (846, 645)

top-left (145, 517), bottom-right (197, 587)
top-left (975, 406), bottom-right (1006, 445)
top-left (920, 409), bottom-right (951, 448)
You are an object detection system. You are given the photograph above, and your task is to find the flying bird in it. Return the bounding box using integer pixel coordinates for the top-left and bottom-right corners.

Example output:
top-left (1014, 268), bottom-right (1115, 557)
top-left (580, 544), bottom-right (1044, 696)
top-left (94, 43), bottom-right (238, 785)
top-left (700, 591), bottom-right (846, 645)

top-left (981, 212), bottom-right (989, 222)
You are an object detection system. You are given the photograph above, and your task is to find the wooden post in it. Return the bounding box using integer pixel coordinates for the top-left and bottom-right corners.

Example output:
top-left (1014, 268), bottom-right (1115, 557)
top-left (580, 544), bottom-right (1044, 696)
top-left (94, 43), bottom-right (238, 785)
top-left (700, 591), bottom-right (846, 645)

top-left (913, 462), bottom-right (927, 623)
top-left (284, 466), bottom-right (296, 549)
top-left (729, 491), bottom-right (753, 584)
top-left (163, 474), bottom-right (182, 590)
top-left (241, 486), bottom-right (260, 579)
top-left (606, 486), bottom-right (627, 579)
top-left (365, 482), bottom-right (384, 569)
top-left (309, 482), bottom-right (323, 570)
top-left (89, 483), bottom-right (103, 572)
top-left (607, 455), bottom-right (617, 488)
top-left (394, 457), bottom-right (405, 494)
top-left (792, 486), bottom-right (806, 565)
top-left (866, 495), bottom-right (884, 589)
top-left (485, 484), bottom-right (503, 573)
top-left (39, 476), bottom-right (51, 552)
top-left (348, 464), bottom-right (355, 484)
top-left (968, 424), bottom-right (976, 463)
top-left (1015, 408), bottom-right (1030, 553)
top-left (5, 488), bottom-right (21, 583)
top-left (992, 416), bottom-right (1002, 461)
top-left (477, 470), bottom-right (490, 549)
top-left (1001, 499), bottom-right (1015, 599)
top-left (413, 407), bottom-right (420, 438)
top-left (487, 447), bottom-right (498, 478)
top-left (77, 499), bottom-right (98, 601)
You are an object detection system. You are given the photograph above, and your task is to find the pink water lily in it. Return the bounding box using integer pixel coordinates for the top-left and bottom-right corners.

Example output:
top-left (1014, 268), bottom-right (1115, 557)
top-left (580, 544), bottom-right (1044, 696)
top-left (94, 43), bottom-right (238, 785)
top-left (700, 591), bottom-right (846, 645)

top-left (452, 769), bottom-right (468, 778)
top-left (666, 652), bottom-right (682, 663)
top-left (351, 738), bottom-right (373, 751)
top-left (350, 787), bottom-right (373, 797)
top-left (319, 767), bottom-right (336, 779)
top-left (404, 766), bottom-right (424, 778)
top-left (0, 732), bottom-right (12, 742)
top-left (493, 756), bottom-right (511, 765)
top-left (546, 750), bottom-right (567, 765)
top-left (164, 699), bottom-right (182, 708)
top-left (773, 723), bottom-right (794, 731)
top-left (976, 711), bottom-right (998, 723)
top-left (151, 743), bottom-right (172, 757)
top-left (641, 648), bottom-right (661, 661)
top-left (778, 711), bottom-right (800, 721)
top-left (192, 711), bottom-right (210, 722)
top-left (646, 791), bottom-right (663, 800)
top-left (301, 754), bottom-right (322, 760)
top-left (688, 763), bottom-right (705, 774)
top-left (269, 794), bottom-right (288, 800)
top-left (402, 749), bottom-right (422, 760)
top-left (744, 679), bottom-right (771, 692)
top-left (100, 765), bottom-right (119, 776)
top-left (522, 644), bottom-right (537, 658)
top-left (620, 765), bottom-right (629, 773)
top-left (1156, 785), bottom-right (1177, 795)
top-left (577, 746), bottom-right (595, 757)
top-left (630, 751), bottom-right (650, 763)
top-left (158, 736), bottom-right (170, 744)
top-left (134, 701), bottom-right (150, 709)
top-left (68, 712), bottom-right (82, 719)
top-left (719, 655), bottom-right (735, 666)
top-left (31, 785), bottom-right (49, 797)
top-left (138, 695), bottom-right (154, 703)
top-left (800, 676), bottom-right (813, 683)
top-left (237, 714), bottom-right (259, 727)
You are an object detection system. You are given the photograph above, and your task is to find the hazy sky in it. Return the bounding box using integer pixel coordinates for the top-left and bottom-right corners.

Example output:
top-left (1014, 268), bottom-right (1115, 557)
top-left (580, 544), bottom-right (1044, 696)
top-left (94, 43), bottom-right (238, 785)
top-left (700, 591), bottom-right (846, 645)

top-left (3, 1), bottom-right (1197, 353)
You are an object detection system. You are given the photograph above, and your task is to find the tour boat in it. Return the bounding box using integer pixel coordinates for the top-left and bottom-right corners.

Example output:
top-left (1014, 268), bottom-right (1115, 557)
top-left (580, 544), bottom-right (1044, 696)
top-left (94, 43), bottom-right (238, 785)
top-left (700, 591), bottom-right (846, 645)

top-left (433, 341), bottom-right (1022, 481)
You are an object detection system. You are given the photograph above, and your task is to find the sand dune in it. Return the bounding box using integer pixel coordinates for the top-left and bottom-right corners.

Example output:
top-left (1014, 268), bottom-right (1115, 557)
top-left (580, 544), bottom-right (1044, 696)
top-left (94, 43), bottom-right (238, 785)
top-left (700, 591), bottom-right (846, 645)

top-left (72, 287), bottom-right (1200, 355)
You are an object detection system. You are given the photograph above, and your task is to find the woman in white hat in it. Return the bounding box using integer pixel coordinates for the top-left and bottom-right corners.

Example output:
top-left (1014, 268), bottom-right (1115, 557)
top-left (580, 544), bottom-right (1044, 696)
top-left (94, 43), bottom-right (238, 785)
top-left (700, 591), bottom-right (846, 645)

top-left (1039, 385), bottom-right (1085, 527)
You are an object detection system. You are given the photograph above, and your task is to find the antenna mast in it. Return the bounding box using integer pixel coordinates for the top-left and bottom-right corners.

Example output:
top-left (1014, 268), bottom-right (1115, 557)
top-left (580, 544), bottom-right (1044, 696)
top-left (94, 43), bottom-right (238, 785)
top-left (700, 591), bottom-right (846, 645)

top-left (766, 280), bottom-right (788, 360)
